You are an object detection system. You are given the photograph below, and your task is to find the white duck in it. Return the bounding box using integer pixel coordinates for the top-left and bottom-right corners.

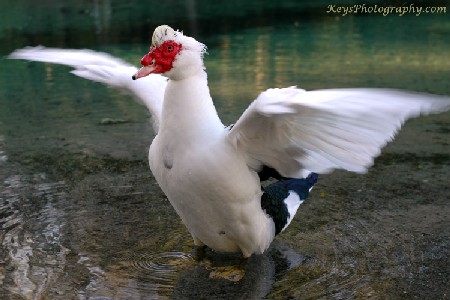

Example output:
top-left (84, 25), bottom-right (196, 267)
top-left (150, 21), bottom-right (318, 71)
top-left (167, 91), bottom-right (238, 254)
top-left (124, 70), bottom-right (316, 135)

top-left (9, 25), bottom-right (450, 257)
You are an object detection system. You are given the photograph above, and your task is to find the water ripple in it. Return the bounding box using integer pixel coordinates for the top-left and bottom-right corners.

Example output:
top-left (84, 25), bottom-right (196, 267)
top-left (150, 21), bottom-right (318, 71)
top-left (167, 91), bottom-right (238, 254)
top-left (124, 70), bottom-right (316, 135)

top-left (0, 173), bottom-right (68, 300)
top-left (126, 251), bottom-right (195, 283)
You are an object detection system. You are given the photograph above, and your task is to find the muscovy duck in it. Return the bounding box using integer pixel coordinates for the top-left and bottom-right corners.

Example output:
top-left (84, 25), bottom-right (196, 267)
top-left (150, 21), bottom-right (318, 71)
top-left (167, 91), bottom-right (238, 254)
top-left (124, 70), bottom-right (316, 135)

top-left (9, 25), bottom-right (450, 257)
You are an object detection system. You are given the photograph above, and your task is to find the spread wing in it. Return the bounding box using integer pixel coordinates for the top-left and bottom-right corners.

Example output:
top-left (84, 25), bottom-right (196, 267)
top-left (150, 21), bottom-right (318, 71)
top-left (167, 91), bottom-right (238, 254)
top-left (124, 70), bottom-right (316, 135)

top-left (8, 46), bottom-right (167, 132)
top-left (227, 87), bottom-right (450, 178)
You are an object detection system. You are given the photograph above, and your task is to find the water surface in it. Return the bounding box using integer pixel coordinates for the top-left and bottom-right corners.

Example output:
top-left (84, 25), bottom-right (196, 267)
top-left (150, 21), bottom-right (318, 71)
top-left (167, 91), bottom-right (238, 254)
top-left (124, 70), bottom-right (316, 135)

top-left (1, 1), bottom-right (449, 299)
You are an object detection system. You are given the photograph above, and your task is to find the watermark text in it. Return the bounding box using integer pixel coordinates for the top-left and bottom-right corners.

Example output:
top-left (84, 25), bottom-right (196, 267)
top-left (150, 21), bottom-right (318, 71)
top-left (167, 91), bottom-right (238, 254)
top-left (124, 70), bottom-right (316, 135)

top-left (326, 3), bottom-right (447, 17)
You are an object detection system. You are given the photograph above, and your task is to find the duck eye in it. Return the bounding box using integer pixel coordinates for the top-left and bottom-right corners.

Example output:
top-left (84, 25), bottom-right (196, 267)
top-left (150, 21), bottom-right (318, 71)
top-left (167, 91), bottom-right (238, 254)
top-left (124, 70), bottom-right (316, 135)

top-left (167, 45), bottom-right (173, 52)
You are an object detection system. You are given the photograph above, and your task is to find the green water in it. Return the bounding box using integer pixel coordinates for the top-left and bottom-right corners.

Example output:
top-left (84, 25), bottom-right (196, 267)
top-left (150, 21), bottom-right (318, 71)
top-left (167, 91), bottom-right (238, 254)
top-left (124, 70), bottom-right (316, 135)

top-left (1, 1), bottom-right (449, 299)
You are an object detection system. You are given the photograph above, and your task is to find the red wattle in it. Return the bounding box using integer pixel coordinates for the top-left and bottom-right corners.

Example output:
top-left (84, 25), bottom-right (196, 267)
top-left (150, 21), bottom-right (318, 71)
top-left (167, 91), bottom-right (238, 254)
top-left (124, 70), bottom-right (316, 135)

top-left (141, 53), bottom-right (153, 66)
top-left (139, 41), bottom-right (182, 72)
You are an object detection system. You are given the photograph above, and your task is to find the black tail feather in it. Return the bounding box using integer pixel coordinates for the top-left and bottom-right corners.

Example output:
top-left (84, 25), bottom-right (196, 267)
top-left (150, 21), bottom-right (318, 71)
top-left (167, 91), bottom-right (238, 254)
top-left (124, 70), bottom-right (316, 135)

top-left (261, 173), bottom-right (318, 235)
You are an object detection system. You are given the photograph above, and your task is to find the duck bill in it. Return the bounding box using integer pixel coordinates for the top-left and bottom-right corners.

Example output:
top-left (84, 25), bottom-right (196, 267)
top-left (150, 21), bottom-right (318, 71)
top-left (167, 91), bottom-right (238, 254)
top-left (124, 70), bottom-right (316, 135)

top-left (132, 65), bottom-right (158, 80)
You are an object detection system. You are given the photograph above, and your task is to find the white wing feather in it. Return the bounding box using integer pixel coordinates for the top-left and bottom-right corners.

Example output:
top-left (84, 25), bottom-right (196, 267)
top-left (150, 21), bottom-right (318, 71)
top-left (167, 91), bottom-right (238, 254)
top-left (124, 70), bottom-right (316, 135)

top-left (228, 87), bottom-right (450, 177)
top-left (8, 46), bottom-right (167, 132)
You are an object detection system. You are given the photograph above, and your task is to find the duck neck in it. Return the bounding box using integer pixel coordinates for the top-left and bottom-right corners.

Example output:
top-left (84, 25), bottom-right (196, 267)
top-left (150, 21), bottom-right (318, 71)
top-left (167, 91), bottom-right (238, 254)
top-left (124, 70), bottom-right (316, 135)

top-left (159, 70), bottom-right (224, 143)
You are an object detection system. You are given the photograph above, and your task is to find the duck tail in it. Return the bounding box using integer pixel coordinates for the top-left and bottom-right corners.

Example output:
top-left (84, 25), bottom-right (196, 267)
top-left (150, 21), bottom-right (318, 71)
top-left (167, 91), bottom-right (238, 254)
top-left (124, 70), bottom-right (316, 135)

top-left (261, 173), bottom-right (318, 235)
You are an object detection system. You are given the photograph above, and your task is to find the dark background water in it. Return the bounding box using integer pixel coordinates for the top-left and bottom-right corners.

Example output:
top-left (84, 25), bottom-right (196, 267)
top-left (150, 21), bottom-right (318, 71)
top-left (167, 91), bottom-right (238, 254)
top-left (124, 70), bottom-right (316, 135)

top-left (1, 1), bottom-right (449, 299)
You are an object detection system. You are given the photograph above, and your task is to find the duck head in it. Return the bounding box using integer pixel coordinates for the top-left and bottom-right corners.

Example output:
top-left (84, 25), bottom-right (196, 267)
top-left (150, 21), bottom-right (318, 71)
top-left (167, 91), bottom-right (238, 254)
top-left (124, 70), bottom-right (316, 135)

top-left (132, 25), bottom-right (207, 81)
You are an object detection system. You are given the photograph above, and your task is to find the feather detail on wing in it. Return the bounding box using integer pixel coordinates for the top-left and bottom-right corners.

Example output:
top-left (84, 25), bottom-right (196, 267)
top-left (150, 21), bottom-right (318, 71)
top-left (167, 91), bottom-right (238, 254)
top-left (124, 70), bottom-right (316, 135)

top-left (8, 46), bottom-right (167, 132)
top-left (227, 87), bottom-right (450, 177)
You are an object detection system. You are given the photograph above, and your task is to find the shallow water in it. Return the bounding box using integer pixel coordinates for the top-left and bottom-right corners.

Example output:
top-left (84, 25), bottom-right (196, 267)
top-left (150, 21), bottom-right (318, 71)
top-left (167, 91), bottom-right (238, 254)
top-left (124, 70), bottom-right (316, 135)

top-left (1, 1), bottom-right (450, 299)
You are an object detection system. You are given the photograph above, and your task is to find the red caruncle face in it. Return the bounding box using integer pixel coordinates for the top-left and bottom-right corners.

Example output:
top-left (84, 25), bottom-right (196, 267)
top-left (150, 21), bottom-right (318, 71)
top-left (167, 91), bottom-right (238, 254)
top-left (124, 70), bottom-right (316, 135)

top-left (140, 40), bottom-right (183, 74)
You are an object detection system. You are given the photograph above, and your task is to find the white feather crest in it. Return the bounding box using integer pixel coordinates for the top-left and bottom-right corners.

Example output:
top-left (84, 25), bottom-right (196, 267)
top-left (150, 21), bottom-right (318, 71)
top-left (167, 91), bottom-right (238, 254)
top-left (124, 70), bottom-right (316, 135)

top-left (151, 25), bottom-right (207, 58)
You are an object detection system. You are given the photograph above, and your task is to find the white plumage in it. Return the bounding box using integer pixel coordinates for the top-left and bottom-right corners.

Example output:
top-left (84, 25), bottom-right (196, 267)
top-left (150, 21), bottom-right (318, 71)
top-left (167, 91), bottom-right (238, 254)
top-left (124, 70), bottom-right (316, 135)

top-left (8, 25), bottom-right (450, 257)
top-left (9, 46), bottom-right (167, 132)
top-left (229, 87), bottom-right (450, 177)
